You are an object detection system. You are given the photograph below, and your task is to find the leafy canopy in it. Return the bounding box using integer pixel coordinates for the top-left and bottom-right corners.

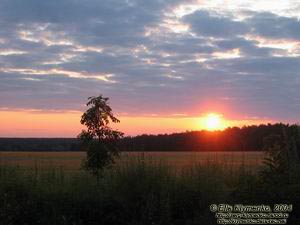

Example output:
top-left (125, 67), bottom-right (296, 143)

top-left (79, 95), bottom-right (123, 176)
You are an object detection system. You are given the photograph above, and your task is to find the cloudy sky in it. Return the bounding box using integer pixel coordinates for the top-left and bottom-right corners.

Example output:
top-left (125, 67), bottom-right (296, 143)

top-left (0, 0), bottom-right (300, 136)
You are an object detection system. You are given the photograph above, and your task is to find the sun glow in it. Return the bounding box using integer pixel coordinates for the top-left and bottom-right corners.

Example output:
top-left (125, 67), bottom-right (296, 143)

top-left (204, 113), bottom-right (223, 131)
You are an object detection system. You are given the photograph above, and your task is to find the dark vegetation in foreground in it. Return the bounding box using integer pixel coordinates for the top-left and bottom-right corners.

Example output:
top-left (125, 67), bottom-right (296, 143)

top-left (1, 125), bottom-right (300, 225)
top-left (1, 123), bottom-right (300, 152)
top-left (1, 157), bottom-right (300, 225)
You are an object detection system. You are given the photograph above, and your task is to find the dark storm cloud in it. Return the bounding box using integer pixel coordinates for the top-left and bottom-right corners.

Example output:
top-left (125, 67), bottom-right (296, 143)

top-left (0, 0), bottom-right (300, 121)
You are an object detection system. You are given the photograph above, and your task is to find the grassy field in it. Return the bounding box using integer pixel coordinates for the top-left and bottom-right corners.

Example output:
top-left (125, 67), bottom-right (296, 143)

top-left (0, 151), bottom-right (264, 171)
top-left (1, 151), bottom-right (299, 225)
top-left (0, 157), bottom-right (230, 225)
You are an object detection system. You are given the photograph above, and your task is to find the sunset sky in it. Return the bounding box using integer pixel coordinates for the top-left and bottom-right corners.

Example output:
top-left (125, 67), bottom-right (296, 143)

top-left (0, 0), bottom-right (300, 137)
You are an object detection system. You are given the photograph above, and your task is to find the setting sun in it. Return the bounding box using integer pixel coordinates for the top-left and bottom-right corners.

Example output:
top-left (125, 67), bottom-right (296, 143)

top-left (204, 113), bottom-right (222, 131)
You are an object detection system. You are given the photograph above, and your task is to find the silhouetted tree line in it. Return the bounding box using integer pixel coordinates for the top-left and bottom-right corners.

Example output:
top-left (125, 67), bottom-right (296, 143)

top-left (121, 123), bottom-right (300, 152)
top-left (0, 123), bottom-right (299, 152)
top-left (0, 138), bottom-right (80, 152)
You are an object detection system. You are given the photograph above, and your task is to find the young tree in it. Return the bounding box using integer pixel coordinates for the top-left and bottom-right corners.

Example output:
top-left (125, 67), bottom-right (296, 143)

top-left (79, 95), bottom-right (123, 178)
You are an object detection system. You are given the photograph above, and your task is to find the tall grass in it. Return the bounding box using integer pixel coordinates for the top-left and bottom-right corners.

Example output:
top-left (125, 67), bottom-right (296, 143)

top-left (0, 155), bottom-right (299, 225)
top-left (0, 157), bottom-right (236, 225)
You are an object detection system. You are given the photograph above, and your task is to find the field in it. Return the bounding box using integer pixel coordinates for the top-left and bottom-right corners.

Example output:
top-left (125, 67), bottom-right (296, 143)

top-left (0, 151), bottom-right (264, 171)
top-left (1, 151), bottom-right (299, 225)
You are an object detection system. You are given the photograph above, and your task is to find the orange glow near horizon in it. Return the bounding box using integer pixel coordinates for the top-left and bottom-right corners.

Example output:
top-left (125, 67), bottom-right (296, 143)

top-left (0, 110), bottom-right (274, 137)
top-left (0, 110), bottom-right (83, 137)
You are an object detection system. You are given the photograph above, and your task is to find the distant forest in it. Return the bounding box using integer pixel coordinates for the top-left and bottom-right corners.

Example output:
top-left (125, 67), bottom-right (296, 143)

top-left (0, 123), bottom-right (299, 152)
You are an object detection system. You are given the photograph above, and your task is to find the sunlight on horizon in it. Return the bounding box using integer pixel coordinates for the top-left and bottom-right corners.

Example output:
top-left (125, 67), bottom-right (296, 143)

top-left (204, 113), bottom-right (222, 131)
top-left (197, 113), bottom-right (228, 131)
top-left (0, 110), bottom-right (276, 137)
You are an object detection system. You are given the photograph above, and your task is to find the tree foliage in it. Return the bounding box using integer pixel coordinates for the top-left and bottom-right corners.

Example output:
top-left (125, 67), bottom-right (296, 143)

top-left (79, 95), bottom-right (123, 177)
